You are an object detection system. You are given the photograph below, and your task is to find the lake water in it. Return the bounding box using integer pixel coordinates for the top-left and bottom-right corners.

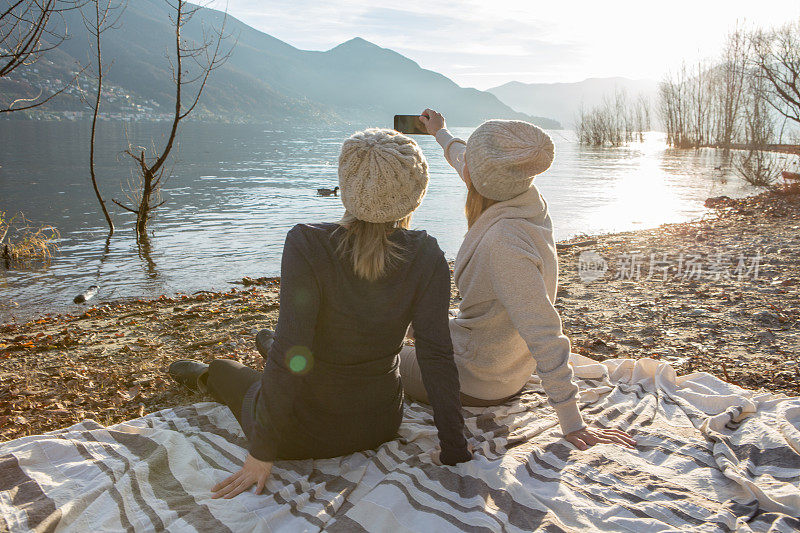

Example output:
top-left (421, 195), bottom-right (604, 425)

top-left (0, 121), bottom-right (755, 321)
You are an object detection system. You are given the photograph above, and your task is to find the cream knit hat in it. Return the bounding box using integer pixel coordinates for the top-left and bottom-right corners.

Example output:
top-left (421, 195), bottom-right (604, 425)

top-left (338, 128), bottom-right (429, 223)
top-left (465, 120), bottom-right (555, 201)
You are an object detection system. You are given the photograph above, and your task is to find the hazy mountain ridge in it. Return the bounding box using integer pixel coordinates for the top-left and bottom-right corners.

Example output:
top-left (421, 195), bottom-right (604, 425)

top-left (489, 77), bottom-right (660, 129)
top-left (1, 1), bottom-right (560, 128)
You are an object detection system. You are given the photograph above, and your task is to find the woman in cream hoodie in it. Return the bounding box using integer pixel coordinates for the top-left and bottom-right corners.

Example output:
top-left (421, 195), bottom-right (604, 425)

top-left (400, 109), bottom-right (635, 451)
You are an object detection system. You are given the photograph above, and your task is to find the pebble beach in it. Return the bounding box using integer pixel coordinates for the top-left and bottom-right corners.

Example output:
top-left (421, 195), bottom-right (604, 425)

top-left (1, 189), bottom-right (798, 442)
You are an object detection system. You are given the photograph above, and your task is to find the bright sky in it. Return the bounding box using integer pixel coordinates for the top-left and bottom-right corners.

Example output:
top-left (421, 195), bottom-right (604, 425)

top-left (208, 0), bottom-right (800, 89)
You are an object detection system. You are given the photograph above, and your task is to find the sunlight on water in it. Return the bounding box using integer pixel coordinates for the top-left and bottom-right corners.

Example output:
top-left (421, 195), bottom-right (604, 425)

top-left (0, 122), bottom-right (755, 319)
top-left (581, 134), bottom-right (694, 232)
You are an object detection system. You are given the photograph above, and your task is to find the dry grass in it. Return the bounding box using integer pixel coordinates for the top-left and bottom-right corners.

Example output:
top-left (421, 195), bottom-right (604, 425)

top-left (0, 285), bottom-right (281, 442)
top-left (0, 211), bottom-right (60, 267)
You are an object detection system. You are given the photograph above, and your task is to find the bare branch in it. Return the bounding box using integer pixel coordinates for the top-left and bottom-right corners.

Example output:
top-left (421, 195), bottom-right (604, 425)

top-left (111, 199), bottom-right (138, 214)
top-left (114, 0), bottom-right (233, 238)
top-left (751, 20), bottom-right (800, 126)
top-left (0, 0), bottom-right (90, 112)
top-left (0, 64), bottom-right (86, 112)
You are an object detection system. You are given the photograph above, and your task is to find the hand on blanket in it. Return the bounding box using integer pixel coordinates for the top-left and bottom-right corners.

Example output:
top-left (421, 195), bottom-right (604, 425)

top-left (212, 454), bottom-right (273, 499)
top-left (565, 427), bottom-right (636, 450)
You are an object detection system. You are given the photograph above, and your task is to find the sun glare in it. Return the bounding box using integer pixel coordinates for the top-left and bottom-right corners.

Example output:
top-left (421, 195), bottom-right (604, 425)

top-left (583, 135), bottom-right (694, 233)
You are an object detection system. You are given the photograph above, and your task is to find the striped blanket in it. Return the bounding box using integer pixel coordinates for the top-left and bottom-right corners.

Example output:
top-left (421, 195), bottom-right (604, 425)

top-left (2, 354), bottom-right (799, 532)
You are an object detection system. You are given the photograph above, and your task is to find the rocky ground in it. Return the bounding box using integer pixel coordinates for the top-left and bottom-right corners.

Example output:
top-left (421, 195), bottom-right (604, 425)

top-left (554, 191), bottom-right (800, 395)
top-left (1, 189), bottom-right (798, 442)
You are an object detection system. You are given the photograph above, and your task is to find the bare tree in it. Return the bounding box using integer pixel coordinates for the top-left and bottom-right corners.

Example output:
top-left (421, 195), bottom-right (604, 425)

top-left (81, 0), bottom-right (124, 235)
top-left (733, 150), bottom-right (780, 187)
top-left (733, 73), bottom-right (780, 187)
top-left (661, 60), bottom-right (728, 149)
top-left (631, 94), bottom-right (652, 142)
top-left (714, 28), bottom-right (749, 151)
top-left (751, 20), bottom-right (800, 127)
top-left (689, 61), bottom-right (713, 147)
top-left (659, 22), bottom-right (798, 156)
top-left (0, 0), bottom-right (85, 113)
top-left (577, 89), bottom-right (652, 146)
top-left (659, 64), bottom-right (692, 148)
top-left (742, 74), bottom-right (776, 150)
top-left (113, 0), bottom-right (232, 241)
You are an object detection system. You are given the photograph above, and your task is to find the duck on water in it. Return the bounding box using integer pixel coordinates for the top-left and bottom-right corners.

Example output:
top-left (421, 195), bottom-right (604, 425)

top-left (317, 187), bottom-right (339, 196)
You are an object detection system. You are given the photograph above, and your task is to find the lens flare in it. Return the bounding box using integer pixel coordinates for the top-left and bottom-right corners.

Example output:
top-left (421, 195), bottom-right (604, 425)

top-left (285, 345), bottom-right (313, 375)
top-left (289, 355), bottom-right (307, 373)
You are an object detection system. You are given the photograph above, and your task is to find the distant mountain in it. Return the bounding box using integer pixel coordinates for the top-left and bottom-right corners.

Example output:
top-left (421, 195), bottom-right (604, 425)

top-left (1, 0), bottom-right (560, 128)
top-left (488, 77), bottom-right (660, 129)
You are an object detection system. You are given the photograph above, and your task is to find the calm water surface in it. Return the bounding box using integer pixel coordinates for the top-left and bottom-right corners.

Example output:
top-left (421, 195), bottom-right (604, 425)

top-left (0, 121), bottom-right (755, 321)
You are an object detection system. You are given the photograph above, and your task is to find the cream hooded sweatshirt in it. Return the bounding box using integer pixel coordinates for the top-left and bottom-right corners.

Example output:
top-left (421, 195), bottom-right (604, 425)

top-left (436, 129), bottom-right (585, 435)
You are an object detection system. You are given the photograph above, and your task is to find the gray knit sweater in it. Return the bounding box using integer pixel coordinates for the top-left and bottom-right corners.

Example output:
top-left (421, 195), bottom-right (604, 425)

top-left (436, 129), bottom-right (586, 435)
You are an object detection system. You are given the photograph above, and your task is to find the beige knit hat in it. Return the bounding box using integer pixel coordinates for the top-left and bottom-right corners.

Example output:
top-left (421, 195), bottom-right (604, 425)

top-left (465, 120), bottom-right (555, 201)
top-left (338, 128), bottom-right (429, 223)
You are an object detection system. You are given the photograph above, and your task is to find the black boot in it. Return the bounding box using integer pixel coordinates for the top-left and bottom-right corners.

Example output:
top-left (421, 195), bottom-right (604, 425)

top-left (168, 360), bottom-right (209, 391)
top-left (256, 329), bottom-right (275, 358)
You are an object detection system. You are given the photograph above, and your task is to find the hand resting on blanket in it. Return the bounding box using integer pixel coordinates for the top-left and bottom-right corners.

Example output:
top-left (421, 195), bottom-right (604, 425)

top-left (565, 427), bottom-right (636, 450)
top-left (214, 442), bottom-right (473, 498)
top-left (208, 429), bottom-right (631, 499)
top-left (212, 453), bottom-right (274, 499)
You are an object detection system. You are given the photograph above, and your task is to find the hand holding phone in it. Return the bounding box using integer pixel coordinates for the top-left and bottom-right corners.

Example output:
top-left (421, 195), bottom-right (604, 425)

top-left (419, 109), bottom-right (445, 135)
top-left (394, 115), bottom-right (428, 135)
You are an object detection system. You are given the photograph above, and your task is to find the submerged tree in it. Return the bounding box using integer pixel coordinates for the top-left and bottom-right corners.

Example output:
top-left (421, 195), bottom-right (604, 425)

top-left (577, 89), bottom-right (651, 147)
top-left (660, 21), bottom-right (800, 151)
top-left (659, 64), bottom-right (692, 148)
top-left (713, 28), bottom-right (748, 152)
top-left (659, 62), bottom-right (718, 149)
top-left (112, 0), bottom-right (232, 242)
top-left (0, 0), bottom-right (85, 113)
top-left (81, 0), bottom-right (125, 235)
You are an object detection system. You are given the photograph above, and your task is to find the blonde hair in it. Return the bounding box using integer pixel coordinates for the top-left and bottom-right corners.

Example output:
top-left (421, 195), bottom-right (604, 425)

top-left (337, 212), bottom-right (412, 281)
top-left (464, 169), bottom-right (498, 229)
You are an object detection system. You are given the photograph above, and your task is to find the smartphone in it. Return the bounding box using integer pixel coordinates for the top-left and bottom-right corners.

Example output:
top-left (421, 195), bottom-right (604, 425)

top-left (394, 115), bottom-right (429, 135)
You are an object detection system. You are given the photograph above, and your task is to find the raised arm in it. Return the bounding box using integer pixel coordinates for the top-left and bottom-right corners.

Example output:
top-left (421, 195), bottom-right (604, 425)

top-left (412, 244), bottom-right (471, 465)
top-left (420, 108), bottom-right (468, 183)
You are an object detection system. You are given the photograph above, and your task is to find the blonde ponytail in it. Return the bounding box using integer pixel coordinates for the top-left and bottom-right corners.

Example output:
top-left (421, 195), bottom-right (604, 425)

top-left (337, 212), bottom-right (412, 281)
top-left (465, 177), bottom-right (498, 229)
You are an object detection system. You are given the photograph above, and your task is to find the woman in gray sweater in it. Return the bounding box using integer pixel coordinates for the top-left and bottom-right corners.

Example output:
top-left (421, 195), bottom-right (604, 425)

top-left (400, 110), bottom-right (636, 451)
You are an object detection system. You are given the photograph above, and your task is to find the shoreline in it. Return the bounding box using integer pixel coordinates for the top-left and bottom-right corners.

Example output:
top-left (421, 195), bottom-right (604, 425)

top-left (1, 189), bottom-right (798, 441)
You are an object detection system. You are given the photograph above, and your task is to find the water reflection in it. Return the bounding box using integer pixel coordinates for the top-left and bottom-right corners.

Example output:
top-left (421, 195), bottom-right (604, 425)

top-left (0, 122), bottom-right (757, 320)
top-left (137, 236), bottom-right (159, 280)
